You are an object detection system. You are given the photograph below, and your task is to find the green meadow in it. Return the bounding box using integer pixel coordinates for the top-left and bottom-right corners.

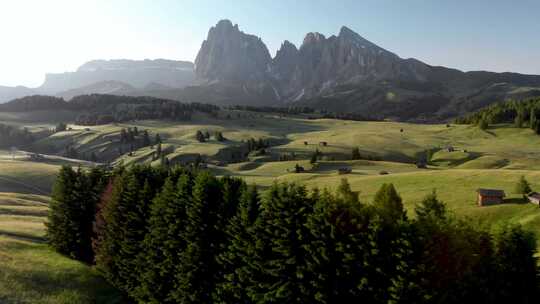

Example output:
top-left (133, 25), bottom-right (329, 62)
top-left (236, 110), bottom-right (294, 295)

top-left (2, 109), bottom-right (540, 302)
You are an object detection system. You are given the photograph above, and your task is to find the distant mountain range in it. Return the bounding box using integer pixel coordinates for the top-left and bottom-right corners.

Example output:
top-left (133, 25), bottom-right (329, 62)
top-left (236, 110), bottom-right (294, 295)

top-left (2, 20), bottom-right (540, 121)
top-left (0, 59), bottom-right (196, 103)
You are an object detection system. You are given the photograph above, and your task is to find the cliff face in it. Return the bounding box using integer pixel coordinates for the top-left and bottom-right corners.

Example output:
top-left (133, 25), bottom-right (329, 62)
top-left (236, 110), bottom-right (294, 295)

top-left (39, 59), bottom-right (195, 94)
top-left (191, 20), bottom-right (540, 120)
top-left (195, 20), bottom-right (272, 84)
top-left (193, 20), bottom-right (433, 101)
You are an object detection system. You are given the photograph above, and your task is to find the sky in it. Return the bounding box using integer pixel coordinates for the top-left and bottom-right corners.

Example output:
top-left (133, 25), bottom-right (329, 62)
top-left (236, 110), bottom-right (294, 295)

top-left (0, 0), bottom-right (539, 87)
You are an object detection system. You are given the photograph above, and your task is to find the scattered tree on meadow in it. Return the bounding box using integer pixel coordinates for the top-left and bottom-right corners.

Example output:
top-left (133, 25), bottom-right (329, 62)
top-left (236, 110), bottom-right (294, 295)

top-left (352, 147), bottom-right (361, 160)
top-left (515, 175), bottom-right (532, 195)
top-left (142, 130), bottom-right (151, 146)
top-left (55, 122), bottom-right (67, 133)
top-left (215, 131), bottom-right (225, 142)
top-left (195, 130), bottom-right (206, 143)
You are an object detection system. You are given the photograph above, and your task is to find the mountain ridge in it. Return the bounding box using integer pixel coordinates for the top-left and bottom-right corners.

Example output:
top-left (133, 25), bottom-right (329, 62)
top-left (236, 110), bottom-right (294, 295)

top-left (191, 19), bottom-right (540, 120)
top-left (1, 19), bottom-right (540, 121)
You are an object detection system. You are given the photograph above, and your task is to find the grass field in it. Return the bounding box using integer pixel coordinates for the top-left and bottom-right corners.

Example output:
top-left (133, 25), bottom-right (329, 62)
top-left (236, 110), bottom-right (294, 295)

top-left (0, 192), bottom-right (122, 303)
top-left (3, 109), bottom-right (540, 301)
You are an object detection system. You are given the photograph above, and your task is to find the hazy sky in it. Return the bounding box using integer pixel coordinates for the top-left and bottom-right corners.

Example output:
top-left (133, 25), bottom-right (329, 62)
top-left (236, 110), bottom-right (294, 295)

top-left (1, 0), bottom-right (539, 87)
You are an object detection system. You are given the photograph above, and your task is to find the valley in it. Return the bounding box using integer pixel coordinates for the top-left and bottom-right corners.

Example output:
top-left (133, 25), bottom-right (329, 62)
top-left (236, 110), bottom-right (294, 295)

top-left (1, 4), bottom-right (539, 301)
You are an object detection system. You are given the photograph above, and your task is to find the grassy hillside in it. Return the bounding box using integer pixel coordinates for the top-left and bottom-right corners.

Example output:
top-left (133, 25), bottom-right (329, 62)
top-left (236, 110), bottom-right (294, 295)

top-left (0, 192), bottom-right (122, 303)
top-left (3, 110), bottom-right (540, 300)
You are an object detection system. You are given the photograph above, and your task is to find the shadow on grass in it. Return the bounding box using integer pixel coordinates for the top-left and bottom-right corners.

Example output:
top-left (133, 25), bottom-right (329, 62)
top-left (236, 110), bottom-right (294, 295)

top-left (0, 230), bottom-right (45, 243)
top-left (503, 198), bottom-right (530, 205)
top-left (0, 239), bottom-right (125, 303)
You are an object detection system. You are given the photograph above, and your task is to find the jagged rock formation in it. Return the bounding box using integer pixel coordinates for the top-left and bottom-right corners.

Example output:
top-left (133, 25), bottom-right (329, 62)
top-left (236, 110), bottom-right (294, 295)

top-left (195, 20), bottom-right (272, 83)
top-left (192, 20), bottom-right (540, 120)
top-left (2, 20), bottom-right (540, 120)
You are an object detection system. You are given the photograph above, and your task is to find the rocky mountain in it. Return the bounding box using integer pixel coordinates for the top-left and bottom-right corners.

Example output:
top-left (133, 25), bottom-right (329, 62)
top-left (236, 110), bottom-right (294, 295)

top-left (56, 80), bottom-right (136, 100)
top-left (0, 86), bottom-right (36, 103)
top-left (192, 20), bottom-right (540, 121)
top-left (2, 20), bottom-right (539, 120)
top-left (39, 59), bottom-right (195, 94)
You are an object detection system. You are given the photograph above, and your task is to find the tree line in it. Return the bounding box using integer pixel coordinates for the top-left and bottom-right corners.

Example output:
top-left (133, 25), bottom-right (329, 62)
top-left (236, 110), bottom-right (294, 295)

top-left (46, 165), bottom-right (539, 303)
top-left (0, 94), bottom-right (220, 126)
top-left (455, 97), bottom-right (540, 133)
top-left (0, 123), bottom-right (34, 148)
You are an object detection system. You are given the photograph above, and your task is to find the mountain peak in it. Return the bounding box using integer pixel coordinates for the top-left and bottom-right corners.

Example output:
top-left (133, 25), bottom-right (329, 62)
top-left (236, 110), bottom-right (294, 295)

top-left (215, 19), bottom-right (236, 30)
top-left (339, 26), bottom-right (359, 39)
top-left (303, 32), bottom-right (326, 45)
top-left (279, 40), bottom-right (298, 52)
top-left (195, 20), bottom-right (272, 83)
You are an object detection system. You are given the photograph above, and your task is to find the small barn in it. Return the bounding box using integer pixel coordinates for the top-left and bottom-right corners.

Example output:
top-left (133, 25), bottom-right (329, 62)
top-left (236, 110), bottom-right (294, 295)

top-left (527, 192), bottom-right (540, 205)
top-left (477, 189), bottom-right (505, 206)
top-left (337, 167), bottom-right (352, 175)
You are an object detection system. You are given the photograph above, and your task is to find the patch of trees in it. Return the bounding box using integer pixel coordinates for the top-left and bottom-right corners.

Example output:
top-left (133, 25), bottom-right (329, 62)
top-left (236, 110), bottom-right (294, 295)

top-left (351, 147), bottom-right (382, 161)
top-left (0, 95), bottom-right (67, 112)
top-left (0, 94), bottom-right (220, 126)
top-left (455, 97), bottom-right (540, 133)
top-left (320, 112), bottom-right (376, 122)
top-left (46, 165), bottom-right (540, 303)
top-left (55, 122), bottom-right (67, 133)
top-left (0, 123), bottom-right (34, 148)
top-left (228, 105), bottom-right (316, 115)
top-left (243, 137), bottom-right (270, 153)
top-left (228, 105), bottom-right (377, 122)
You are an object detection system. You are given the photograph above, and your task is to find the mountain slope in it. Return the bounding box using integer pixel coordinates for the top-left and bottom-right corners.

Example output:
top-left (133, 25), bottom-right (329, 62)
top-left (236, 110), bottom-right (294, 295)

top-left (191, 20), bottom-right (540, 121)
top-left (0, 86), bottom-right (36, 104)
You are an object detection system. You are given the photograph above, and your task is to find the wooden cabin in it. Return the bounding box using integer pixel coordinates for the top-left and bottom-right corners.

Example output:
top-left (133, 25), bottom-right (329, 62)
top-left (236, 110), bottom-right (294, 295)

top-left (337, 167), bottom-right (352, 175)
top-left (477, 189), bottom-right (505, 206)
top-left (527, 192), bottom-right (540, 205)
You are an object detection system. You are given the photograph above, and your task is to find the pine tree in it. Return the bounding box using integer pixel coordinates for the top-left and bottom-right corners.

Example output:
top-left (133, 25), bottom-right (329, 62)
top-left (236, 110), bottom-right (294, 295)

top-left (415, 190), bottom-right (446, 220)
top-left (530, 108), bottom-right (537, 129)
top-left (94, 166), bottom-right (165, 292)
top-left (336, 178), bottom-right (359, 204)
top-left (156, 143), bottom-right (162, 157)
top-left (215, 185), bottom-right (260, 302)
top-left (46, 166), bottom-right (80, 257)
top-left (173, 172), bottom-right (225, 303)
top-left (46, 166), bottom-right (105, 263)
top-left (310, 151), bottom-right (318, 164)
top-left (493, 225), bottom-right (538, 303)
top-left (253, 183), bottom-right (314, 302)
top-left (479, 118), bottom-right (489, 130)
top-left (302, 188), bottom-right (339, 303)
top-left (215, 131), bottom-right (225, 142)
top-left (515, 175), bottom-right (532, 195)
top-left (143, 130), bottom-right (151, 146)
top-left (196, 130), bottom-right (206, 142)
top-left (515, 107), bottom-right (524, 128)
top-left (352, 147), bottom-right (361, 160)
top-left (136, 173), bottom-right (193, 303)
top-left (373, 183), bottom-right (406, 224)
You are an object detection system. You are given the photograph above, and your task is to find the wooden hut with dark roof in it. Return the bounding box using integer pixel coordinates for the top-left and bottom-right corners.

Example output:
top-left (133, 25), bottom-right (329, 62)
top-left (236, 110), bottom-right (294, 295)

top-left (477, 189), bottom-right (505, 206)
